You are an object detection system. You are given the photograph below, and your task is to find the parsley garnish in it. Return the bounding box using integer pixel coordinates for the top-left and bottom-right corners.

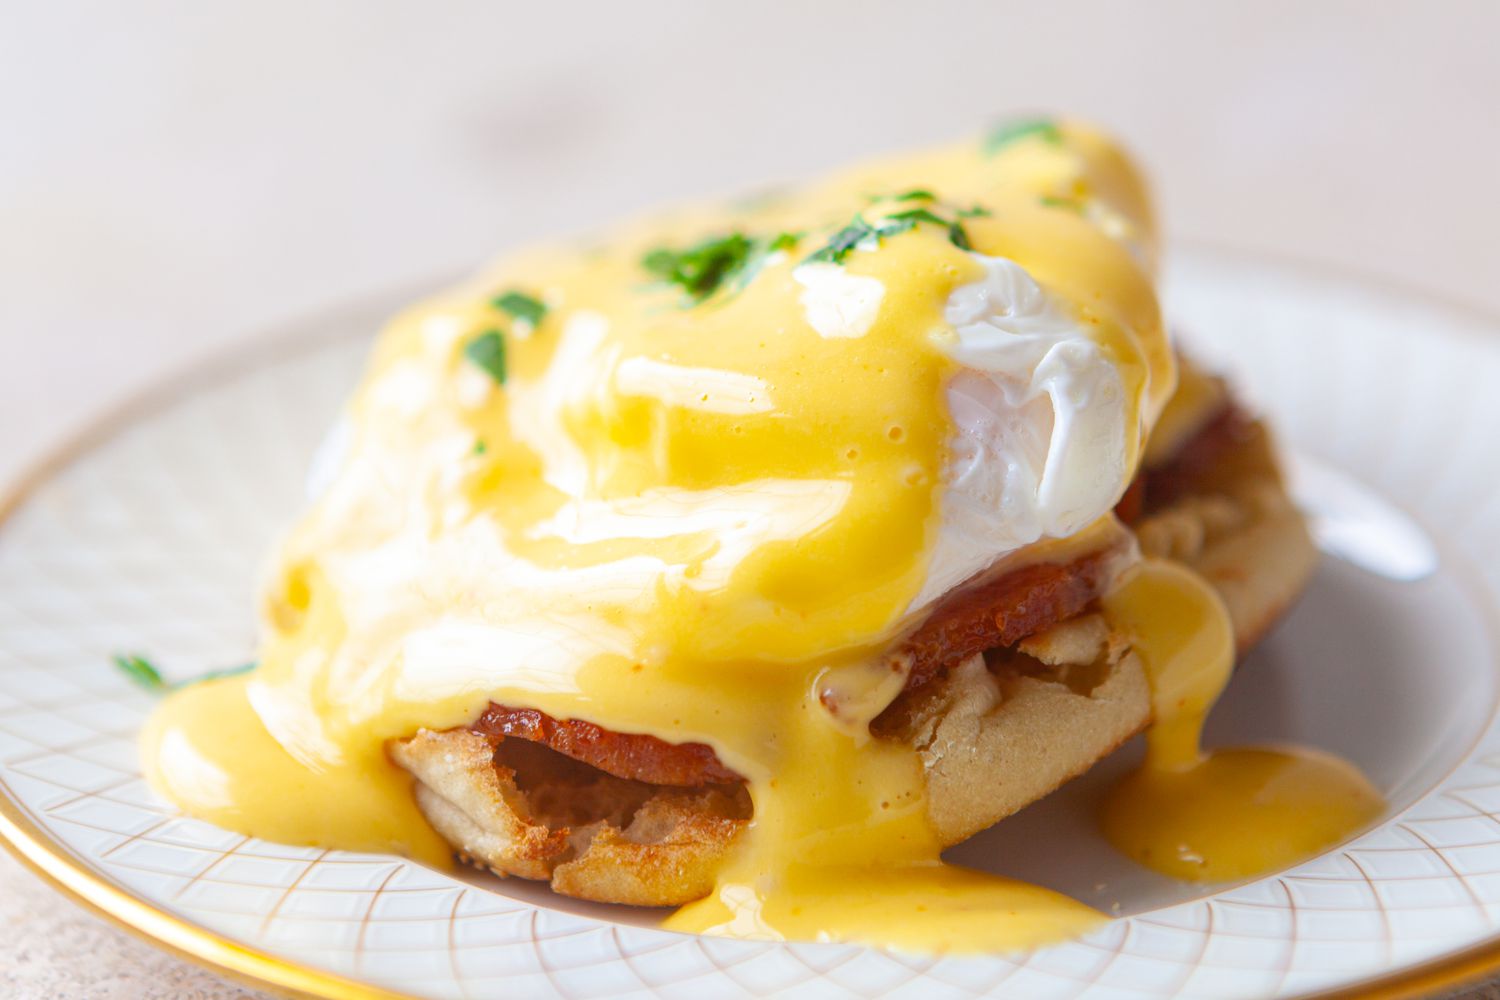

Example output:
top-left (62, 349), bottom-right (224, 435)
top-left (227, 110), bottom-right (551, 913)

top-left (804, 204), bottom-right (976, 265)
top-left (492, 290), bottom-right (546, 327)
top-left (643, 233), bottom-right (754, 302)
top-left (114, 654), bottom-right (167, 692)
top-left (803, 217), bottom-right (879, 265)
top-left (983, 118), bottom-right (1063, 155)
top-left (113, 654), bottom-right (255, 694)
top-left (768, 231), bottom-right (801, 253)
top-left (956, 204), bottom-right (992, 218)
top-left (642, 231), bottom-right (799, 305)
top-left (865, 189), bottom-right (937, 206)
top-left (885, 207), bottom-right (949, 228)
top-left (1039, 195), bottom-right (1085, 213)
top-left (464, 330), bottom-right (507, 384)
top-left (473, 438), bottom-right (489, 456)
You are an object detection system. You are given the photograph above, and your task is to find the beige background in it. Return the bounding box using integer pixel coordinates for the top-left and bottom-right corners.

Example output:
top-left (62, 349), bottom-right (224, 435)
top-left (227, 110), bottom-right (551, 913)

top-left (2, 1), bottom-right (1498, 996)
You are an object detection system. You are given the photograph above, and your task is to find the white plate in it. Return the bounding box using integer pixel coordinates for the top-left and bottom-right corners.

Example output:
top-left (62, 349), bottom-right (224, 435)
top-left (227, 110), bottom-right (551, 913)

top-left (2, 250), bottom-right (1499, 1000)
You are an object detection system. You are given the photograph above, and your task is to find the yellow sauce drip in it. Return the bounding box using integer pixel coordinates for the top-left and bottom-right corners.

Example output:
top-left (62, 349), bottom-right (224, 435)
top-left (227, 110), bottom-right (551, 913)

top-left (1099, 561), bottom-right (1384, 882)
top-left (671, 865), bottom-right (1101, 951)
top-left (659, 648), bottom-right (1105, 950)
top-left (142, 675), bottom-right (453, 867)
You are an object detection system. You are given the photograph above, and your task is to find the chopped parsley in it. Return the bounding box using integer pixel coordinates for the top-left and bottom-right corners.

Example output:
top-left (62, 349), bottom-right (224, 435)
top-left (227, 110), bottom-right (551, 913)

top-left (983, 117), bottom-right (1063, 155)
top-left (473, 438), bottom-right (489, 456)
top-left (464, 330), bottom-right (507, 384)
top-left (1039, 195), bottom-right (1085, 213)
top-left (804, 204), bottom-right (976, 265)
top-left (956, 204), bottom-right (992, 218)
top-left (643, 233), bottom-right (754, 302)
top-left (870, 187), bottom-right (936, 203)
top-left (642, 231), bottom-right (799, 305)
top-left (802, 217), bottom-right (880, 265)
top-left (492, 290), bottom-right (547, 327)
top-left (865, 188), bottom-right (941, 207)
top-left (113, 654), bottom-right (167, 692)
top-left (113, 654), bottom-right (255, 694)
top-left (767, 231), bottom-right (802, 253)
top-left (461, 291), bottom-right (540, 384)
top-left (886, 207), bottom-right (950, 228)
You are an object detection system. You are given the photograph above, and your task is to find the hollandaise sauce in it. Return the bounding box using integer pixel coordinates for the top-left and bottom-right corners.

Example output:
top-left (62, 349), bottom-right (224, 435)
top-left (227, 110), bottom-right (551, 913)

top-left (1099, 561), bottom-right (1384, 882)
top-left (140, 118), bottom-right (1376, 954)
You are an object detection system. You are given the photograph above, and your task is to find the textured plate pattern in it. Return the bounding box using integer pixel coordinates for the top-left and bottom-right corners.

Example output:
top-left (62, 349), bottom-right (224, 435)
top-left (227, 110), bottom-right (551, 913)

top-left (1, 252), bottom-right (1499, 998)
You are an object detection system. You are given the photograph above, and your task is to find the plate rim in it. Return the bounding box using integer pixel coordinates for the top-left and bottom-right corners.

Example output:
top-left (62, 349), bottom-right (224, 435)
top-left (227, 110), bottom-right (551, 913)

top-left (3, 248), bottom-right (1500, 1000)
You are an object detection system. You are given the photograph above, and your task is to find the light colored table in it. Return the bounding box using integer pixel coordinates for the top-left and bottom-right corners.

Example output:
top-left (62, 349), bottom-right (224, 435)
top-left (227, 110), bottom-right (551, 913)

top-left (2, 2), bottom-right (1497, 996)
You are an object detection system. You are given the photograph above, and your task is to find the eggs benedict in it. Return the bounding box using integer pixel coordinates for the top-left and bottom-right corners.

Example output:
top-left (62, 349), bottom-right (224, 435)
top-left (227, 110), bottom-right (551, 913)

top-left (141, 118), bottom-right (1381, 951)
